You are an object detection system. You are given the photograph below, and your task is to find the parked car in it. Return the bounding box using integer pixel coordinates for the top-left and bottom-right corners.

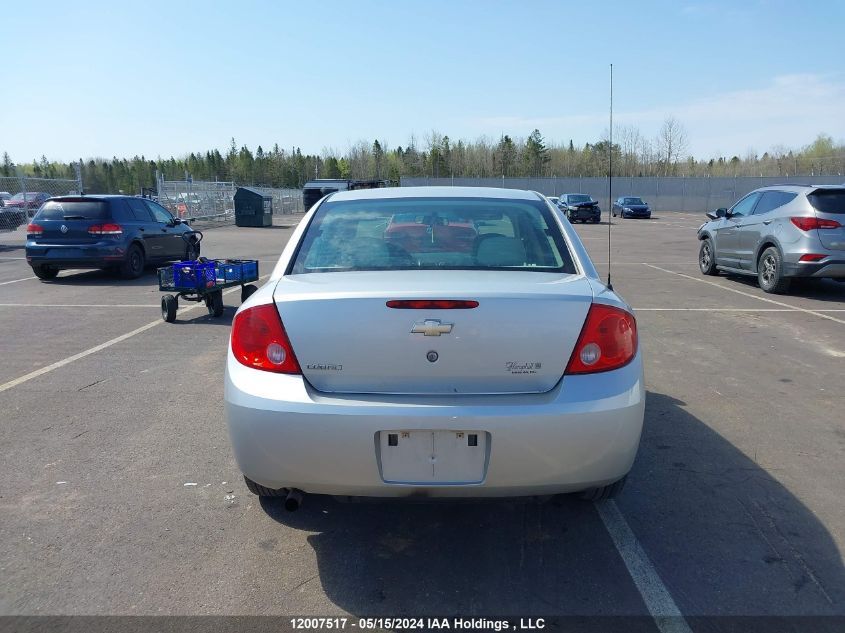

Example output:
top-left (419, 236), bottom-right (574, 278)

top-left (226, 186), bottom-right (643, 507)
top-left (1, 192), bottom-right (26, 230)
top-left (4, 191), bottom-right (51, 217)
top-left (25, 195), bottom-right (200, 280)
top-left (612, 196), bottom-right (651, 219)
top-left (560, 193), bottom-right (601, 223)
top-left (547, 196), bottom-right (561, 207)
top-left (697, 185), bottom-right (845, 293)
top-left (0, 207), bottom-right (27, 231)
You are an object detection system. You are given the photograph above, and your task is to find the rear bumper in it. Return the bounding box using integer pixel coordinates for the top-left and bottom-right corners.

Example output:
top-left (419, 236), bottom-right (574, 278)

top-left (570, 208), bottom-right (601, 220)
top-left (225, 350), bottom-right (645, 497)
top-left (783, 259), bottom-right (845, 278)
top-left (25, 242), bottom-right (127, 269)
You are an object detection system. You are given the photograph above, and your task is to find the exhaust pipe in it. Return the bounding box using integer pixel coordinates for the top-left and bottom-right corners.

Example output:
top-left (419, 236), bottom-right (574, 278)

top-left (284, 488), bottom-right (304, 512)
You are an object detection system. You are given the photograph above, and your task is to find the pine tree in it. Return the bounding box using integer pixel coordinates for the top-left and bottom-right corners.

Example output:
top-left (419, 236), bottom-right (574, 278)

top-left (524, 129), bottom-right (549, 176)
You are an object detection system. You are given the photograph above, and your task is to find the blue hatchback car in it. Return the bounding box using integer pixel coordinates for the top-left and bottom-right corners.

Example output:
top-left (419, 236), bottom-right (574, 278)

top-left (26, 195), bottom-right (200, 280)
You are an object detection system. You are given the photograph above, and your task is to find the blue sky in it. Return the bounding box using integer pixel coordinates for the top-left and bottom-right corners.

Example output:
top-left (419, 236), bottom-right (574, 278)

top-left (2, 0), bottom-right (843, 162)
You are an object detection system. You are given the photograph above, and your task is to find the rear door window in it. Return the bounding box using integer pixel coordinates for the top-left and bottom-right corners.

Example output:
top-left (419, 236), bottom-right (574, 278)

top-left (808, 190), bottom-right (845, 214)
top-left (752, 191), bottom-right (797, 215)
top-left (36, 200), bottom-right (109, 221)
top-left (127, 198), bottom-right (154, 222)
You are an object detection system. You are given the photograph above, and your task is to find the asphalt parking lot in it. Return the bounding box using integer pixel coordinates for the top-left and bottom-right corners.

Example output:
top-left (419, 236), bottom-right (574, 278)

top-left (1, 210), bottom-right (843, 630)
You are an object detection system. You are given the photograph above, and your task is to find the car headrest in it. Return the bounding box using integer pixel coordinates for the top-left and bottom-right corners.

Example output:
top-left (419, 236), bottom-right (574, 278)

top-left (475, 236), bottom-right (526, 267)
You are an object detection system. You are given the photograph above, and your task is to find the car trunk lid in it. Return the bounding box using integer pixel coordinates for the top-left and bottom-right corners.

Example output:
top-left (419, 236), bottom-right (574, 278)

top-left (273, 270), bottom-right (593, 395)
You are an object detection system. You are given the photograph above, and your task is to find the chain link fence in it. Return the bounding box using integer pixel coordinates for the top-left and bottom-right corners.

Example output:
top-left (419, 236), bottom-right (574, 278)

top-left (248, 186), bottom-right (305, 216)
top-left (400, 176), bottom-right (845, 213)
top-left (156, 179), bottom-right (236, 227)
top-left (0, 169), bottom-right (305, 233)
top-left (0, 175), bottom-right (82, 232)
top-left (155, 175), bottom-right (304, 228)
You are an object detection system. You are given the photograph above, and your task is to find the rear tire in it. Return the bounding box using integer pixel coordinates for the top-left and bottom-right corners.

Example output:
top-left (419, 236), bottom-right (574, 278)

top-left (32, 265), bottom-right (59, 280)
top-left (207, 290), bottom-right (224, 317)
top-left (161, 294), bottom-right (178, 322)
top-left (244, 475), bottom-right (288, 498)
top-left (699, 238), bottom-right (718, 276)
top-left (580, 475), bottom-right (627, 501)
top-left (758, 247), bottom-right (791, 294)
top-left (120, 244), bottom-right (145, 279)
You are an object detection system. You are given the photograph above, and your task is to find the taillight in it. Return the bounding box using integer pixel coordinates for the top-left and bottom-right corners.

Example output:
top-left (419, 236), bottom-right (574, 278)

top-left (386, 299), bottom-right (479, 309)
top-left (27, 223), bottom-right (43, 237)
top-left (88, 223), bottom-right (123, 236)
top-left (799, 254), bottom-right (826, 262)
top-left (231, 304), bottom-right (301, 374)
top-left (565, 304), bottom-right (638, 375)
top-left (790, 217), bottom-right (841, 231)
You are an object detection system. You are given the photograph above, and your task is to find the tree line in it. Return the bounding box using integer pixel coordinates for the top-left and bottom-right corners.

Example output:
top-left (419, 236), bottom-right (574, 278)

top-left (2, 122), bottom-right (843, 194)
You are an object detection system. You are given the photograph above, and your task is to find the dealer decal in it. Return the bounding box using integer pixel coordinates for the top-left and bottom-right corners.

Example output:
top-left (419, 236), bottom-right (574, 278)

top-left (505, 361), bottom-right (542, 375)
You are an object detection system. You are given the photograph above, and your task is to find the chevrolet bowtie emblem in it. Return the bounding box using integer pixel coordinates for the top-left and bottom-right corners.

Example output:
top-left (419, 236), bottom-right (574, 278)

top-left (411, 319), bottom-right (453, 336)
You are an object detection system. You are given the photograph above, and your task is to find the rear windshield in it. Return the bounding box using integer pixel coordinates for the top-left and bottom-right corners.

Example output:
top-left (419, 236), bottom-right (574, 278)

top-left (290, 197), bottom-right (576, 274)
top-left (808, 190), bottom-right (845, 214)
top-left (36, 200), bottom-right (109, 221)
top-left (568, 195), bottom-right (592, 203)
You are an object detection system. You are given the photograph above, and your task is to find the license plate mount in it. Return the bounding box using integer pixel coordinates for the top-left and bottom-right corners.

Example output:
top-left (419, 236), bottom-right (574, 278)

top-left (378, 430), bottom-right (488, 484)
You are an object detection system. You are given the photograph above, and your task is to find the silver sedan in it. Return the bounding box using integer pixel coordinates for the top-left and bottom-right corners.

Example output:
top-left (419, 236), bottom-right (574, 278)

top-left (225, 187), bottom-right (644, 508)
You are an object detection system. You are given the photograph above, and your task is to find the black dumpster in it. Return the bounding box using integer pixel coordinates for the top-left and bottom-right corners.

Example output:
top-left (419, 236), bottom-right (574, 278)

top-left (234, 187), bottom-right (273, 227)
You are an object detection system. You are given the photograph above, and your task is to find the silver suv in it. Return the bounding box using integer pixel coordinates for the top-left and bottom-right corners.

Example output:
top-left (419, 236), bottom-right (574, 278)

top-left (697, 185), bottom-right (845, 293)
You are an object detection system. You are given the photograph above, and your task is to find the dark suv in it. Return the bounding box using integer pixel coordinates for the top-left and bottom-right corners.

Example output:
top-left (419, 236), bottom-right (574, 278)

top-left (26, 195), bottom-right (200, 280)
top-left (560, 193), bottom-right (601, 223)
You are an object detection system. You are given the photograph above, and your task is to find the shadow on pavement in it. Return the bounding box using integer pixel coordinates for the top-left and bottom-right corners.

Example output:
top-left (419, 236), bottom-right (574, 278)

top-left (720, 273), bottom-right (845, 301)
top-left (44, 268), bottom-right (160, 288)
top-left (168, 308), bottom-right (236, 326)
top-left (255, 391), bottom-right (844, 621)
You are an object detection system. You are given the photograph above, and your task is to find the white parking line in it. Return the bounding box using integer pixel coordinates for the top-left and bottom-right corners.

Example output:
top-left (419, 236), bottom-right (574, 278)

top-left (0, 276), bottom-right (268, 394)
top-left (596, 501), bottom-right (693, 633)
top-left (0, 303), bottom-right (158, 308)
top-left (643, 263), bottom-right (845, 326)
top-left (634, 307), bottom-right (845, 312)
top-left (0, 276), bottom-right (36, 285)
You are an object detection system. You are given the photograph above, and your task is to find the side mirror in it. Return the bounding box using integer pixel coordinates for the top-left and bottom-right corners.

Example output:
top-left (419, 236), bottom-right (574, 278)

top-left (706, 208), bottom-right (728, 221)
top-left (170, 217), bottom-right (182, 226)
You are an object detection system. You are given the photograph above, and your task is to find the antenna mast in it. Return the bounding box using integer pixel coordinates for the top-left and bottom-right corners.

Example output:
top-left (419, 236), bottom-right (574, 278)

top-left (607, 63), bottom-right (614, 291)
